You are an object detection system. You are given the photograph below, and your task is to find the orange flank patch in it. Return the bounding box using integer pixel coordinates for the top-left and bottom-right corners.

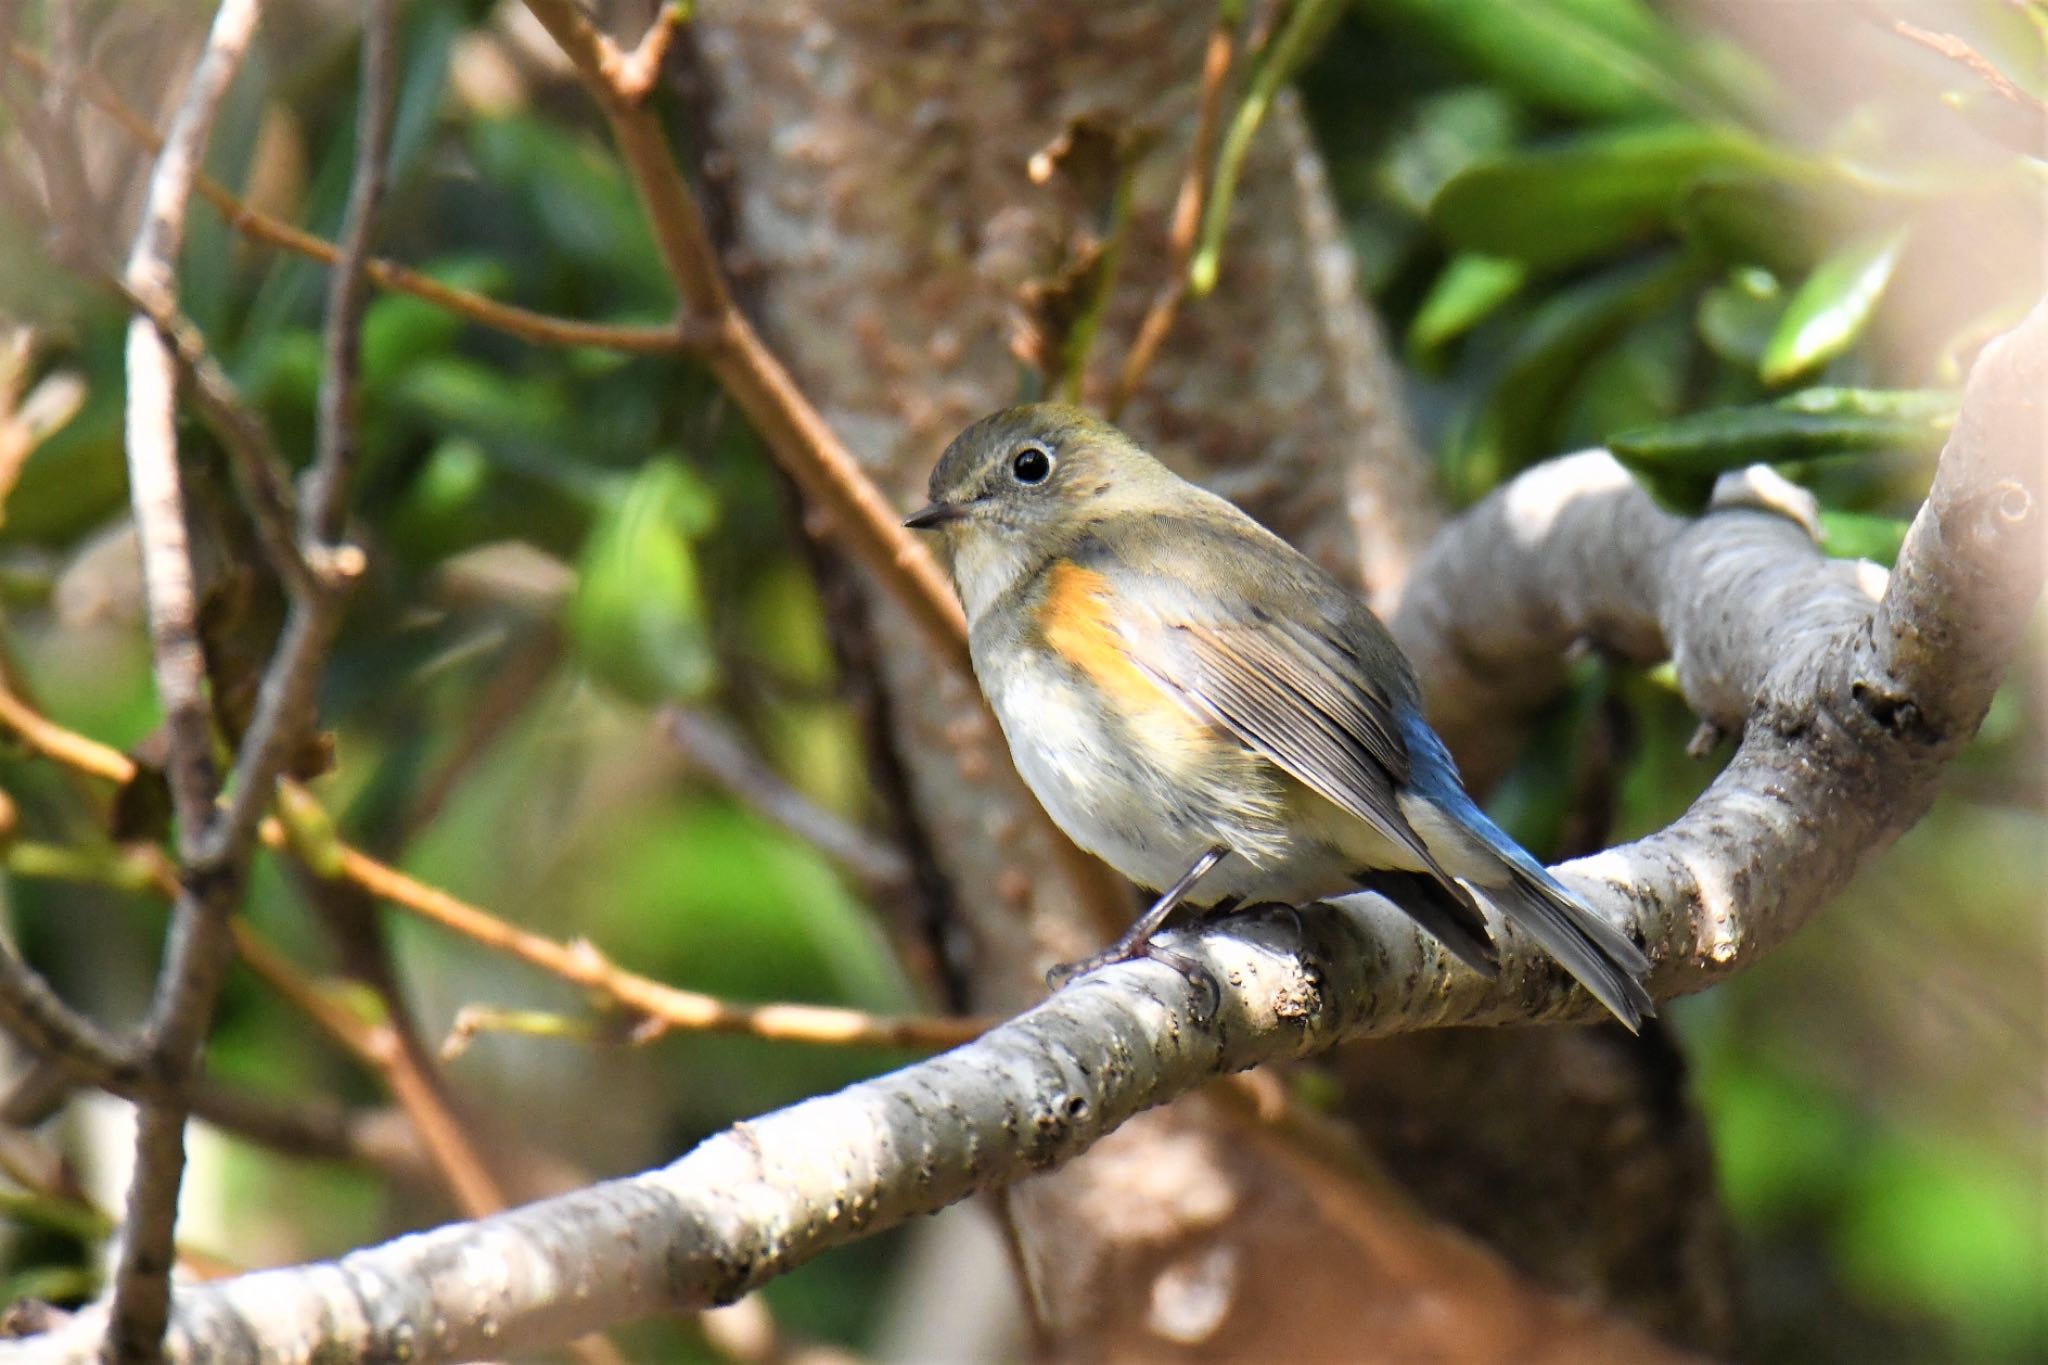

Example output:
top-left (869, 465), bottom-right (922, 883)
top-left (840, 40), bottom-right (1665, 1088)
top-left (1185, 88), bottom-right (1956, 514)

top-left (1039, 562), bottom-right (1212, 756)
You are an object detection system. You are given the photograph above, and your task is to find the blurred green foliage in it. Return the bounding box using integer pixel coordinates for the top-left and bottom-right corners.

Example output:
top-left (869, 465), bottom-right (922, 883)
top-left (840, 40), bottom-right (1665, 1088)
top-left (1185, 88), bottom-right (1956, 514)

top-left (0, 1), bottom-right (2040, 1360)
top-left (1304, 1), bottom-right (2046, 1359)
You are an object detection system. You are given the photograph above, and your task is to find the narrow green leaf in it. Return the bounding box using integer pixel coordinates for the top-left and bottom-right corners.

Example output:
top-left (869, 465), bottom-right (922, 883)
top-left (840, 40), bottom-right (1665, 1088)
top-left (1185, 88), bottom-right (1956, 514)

top-left (1372, 0), bottom-right (1697, 119)
top-left (1673, 176), bottom-right (1823, 274)
top-left (1609, 386), bottom-right (1957, 476)
top-left (1758, 226), bottom-right (1910, 386)
top-left (1445, 254), bottom-right (1697, 497)
top-left (1408, 254), bottom-right (1526, 362)
top-left (1431, 124), bottom-right (1800, 269)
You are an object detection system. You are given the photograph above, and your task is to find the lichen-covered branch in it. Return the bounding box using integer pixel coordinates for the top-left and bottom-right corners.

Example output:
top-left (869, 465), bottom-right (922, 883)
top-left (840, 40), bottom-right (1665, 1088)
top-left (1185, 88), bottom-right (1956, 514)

top-left (18, 293), bottom-right (2039, 1365)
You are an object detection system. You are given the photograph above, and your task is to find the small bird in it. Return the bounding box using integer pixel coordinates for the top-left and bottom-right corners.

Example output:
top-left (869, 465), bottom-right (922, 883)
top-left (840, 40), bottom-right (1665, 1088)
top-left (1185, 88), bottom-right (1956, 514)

top-left (905, 404), bottom-right (1654, 1030)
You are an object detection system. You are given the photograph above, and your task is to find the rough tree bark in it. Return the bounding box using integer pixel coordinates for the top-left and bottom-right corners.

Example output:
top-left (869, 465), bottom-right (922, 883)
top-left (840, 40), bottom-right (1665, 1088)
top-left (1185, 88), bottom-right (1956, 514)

top-left (691, 1), bottom-right (1732, 1354)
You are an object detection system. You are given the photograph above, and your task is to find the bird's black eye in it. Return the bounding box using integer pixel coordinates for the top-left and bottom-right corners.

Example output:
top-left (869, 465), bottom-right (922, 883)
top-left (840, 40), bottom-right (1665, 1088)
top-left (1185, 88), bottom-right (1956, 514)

top-left (1010, 444), bottom-right (1053, 485)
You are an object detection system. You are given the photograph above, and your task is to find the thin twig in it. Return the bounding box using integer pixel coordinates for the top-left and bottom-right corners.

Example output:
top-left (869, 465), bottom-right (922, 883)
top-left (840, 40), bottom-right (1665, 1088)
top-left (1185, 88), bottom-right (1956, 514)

top-left (1895, 18), bottom-right (2048, 118)
top-left (332, 840), bottom-right (990, 1050)
top-left (1108, 15), bottom-right (1235, 419)
top-left (228, 919), bottom-right (512, 1218)
top-left (191, 0), bottom-right (397, 871)
top-left (107, 279), bottom-right (315, 600)
top-left (518, 0), bottom-right (969, 668)
top-left (106, 0), bottom-right (266, 1356)
top-left (0, 688), bottom-right (989, 1051)
top-left (602, 0), bottom-right (689, 103)
top-left (1189, 0), bottom-right (1340, 298)
top-left (657, 705), bottom-right (912, 894)
top-left (2, 40), bottom-right (686, 355)
top-left (302, 0), bottom-right (395, 550)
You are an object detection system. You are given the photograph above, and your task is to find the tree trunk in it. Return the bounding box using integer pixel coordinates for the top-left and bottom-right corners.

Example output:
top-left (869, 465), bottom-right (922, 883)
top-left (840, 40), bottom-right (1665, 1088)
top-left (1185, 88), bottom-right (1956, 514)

top-left (692, 2), bottom-right (1736, 1353)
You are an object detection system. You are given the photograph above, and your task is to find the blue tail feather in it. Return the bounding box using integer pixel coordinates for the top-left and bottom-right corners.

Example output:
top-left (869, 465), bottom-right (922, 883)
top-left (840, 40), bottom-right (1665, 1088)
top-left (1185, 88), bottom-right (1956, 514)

top-left (1397, 707), bottom-right (1655, 1030)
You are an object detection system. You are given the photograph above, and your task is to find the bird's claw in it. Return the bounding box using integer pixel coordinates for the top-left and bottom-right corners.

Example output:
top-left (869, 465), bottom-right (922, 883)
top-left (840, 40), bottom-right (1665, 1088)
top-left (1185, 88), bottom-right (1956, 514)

top-left (1047, 939), bottom-right (1222, 1022)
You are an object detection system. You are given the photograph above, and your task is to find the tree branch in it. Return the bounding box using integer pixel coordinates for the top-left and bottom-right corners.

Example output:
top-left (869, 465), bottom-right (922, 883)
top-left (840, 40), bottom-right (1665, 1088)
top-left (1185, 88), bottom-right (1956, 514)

top-left (106, 1), bottom-right (266, 1356)
top-left (20, 289), bottom-right (2038, 1365)
top-left (1, 40), bottom-right (686, 356)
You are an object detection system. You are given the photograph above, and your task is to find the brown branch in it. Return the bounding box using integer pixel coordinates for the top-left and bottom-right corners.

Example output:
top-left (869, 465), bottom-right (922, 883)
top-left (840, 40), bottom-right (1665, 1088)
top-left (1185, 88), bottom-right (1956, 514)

top-left (602, 0), bottom-right (691, 104)
top-left (106, 1), bottom-right (266, 1356)
top-left (517, 0), bottom-right (968, 668)
top-left (0, 689), bottom-right (988, 1052)
top-left (1, 40), bottom-right (686, 356)
top-left (331, 840), bottom-right (990, 1050)
top-left (1107, 15), bottom-right (1235, 420)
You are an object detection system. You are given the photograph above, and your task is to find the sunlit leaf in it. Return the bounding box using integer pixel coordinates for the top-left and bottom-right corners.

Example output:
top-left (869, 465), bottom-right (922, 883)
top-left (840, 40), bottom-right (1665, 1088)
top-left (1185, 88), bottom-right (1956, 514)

top-left (1609, 386), bottom-right (1957, 476)
top-left (1408, 254), bottom-right (1526, 363)
top-left (1695, 270), bottom-right (1783, 368)
top-left (1759, 226), bottom-right (1910, 386)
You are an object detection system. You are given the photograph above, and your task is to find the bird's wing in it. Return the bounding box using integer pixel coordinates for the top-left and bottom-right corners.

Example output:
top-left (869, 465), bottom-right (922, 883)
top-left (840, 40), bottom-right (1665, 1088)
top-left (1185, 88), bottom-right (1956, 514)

top-left (1080, 522), bottom-right (1435, 871)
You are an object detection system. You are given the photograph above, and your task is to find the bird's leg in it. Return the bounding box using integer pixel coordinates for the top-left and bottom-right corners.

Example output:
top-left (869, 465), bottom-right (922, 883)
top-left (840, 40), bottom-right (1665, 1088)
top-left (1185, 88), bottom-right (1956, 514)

top-left (1047, 847), bottom-right (1230, 1011)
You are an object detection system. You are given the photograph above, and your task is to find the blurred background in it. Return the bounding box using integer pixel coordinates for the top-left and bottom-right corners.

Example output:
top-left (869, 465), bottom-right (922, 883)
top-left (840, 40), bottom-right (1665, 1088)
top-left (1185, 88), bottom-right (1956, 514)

top-left (0, 0), bottom-right (2041, 1360)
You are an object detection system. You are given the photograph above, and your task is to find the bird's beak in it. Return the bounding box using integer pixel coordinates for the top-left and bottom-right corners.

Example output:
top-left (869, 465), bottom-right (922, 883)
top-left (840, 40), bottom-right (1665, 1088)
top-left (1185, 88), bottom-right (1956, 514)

top-left (903, 501), bottom-right (967, 530)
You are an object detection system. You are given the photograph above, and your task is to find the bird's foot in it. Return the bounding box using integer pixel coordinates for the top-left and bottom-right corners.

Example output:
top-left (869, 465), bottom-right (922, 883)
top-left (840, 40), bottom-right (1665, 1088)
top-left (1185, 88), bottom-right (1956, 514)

top-left (1047, 939), bottom-right (1221, 1022)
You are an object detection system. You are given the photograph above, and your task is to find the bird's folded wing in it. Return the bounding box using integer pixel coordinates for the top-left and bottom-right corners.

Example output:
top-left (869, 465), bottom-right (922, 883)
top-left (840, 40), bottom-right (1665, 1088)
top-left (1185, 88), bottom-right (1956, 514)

top-left (1117, 593), bottom-right (1434, 871)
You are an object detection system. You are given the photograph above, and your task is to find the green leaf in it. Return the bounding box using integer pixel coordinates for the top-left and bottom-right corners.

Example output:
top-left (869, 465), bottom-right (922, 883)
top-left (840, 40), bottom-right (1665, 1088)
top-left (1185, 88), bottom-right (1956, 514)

top-left (1372, 0), bottom-right (1697, 119)
top-left (1818, 510), bottom-right (1912, 565)
top-left (1673, 177), bottom-right (1824, 275)
top-left (1609, 386), bottom-right (1957, 476)
top-left (1408, 254), bottom-right (1527, 363)
top-left (1431, 123), bottom-right (1800, 269)
top-left (1444, 254), bottom-right (1697, 497)
top-left (568, 459), bottom-right (717, 704)
top-left (1758, 226), bottom-right (1909, 387)
top-left (1377, 87), bottom-right (1525, 218)
top-left (1695, 270), bottom-right (1783, 368)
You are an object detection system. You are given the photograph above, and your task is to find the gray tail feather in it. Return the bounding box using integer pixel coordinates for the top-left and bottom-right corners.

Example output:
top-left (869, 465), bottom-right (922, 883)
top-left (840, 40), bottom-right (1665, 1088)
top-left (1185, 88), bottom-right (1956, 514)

top-left (1353, 869), bottom-right (1501, 981)
top-left (1483, 864), bottom-right (1656, 1032)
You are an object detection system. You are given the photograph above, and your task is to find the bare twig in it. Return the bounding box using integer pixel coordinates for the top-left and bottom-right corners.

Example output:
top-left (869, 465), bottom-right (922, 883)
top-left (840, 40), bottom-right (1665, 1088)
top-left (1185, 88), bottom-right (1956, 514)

top-left (332, 840), bottom-right (990, 1050)
top-left (191, 0), bottom-right (397, 871)
top-left (106, 0), bottom-right (266, 1355)
top-left (1108, 15), bottom-right (1235, 419)
top-left (2, 40), bottom-right (686, 355)
top-left (107, 281), bottom-right (315, 600)
top-left (657, 705), bottom-right (912, 894)
top-left (1895, 18), bottom-right (2048, 118)
top-left (0, 689), bottom-right (988, 1052)
top-left (518, 0), bottom-right (968, 668)
top-left (602, 0), bottom-right (690, 103)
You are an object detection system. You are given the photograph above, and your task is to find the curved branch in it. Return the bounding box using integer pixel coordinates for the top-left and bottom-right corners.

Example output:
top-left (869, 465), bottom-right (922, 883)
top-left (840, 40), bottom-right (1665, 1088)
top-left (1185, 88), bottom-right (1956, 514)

top-left (16, 301), bottom-right (2041, 1365)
